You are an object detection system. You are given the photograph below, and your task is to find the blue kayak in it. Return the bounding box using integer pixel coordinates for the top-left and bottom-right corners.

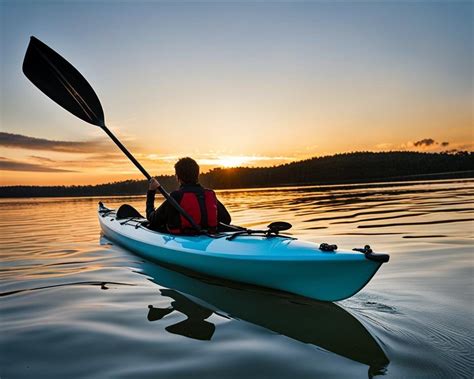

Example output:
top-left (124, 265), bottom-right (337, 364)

top-left (98, 203), bottom-right (389, 302)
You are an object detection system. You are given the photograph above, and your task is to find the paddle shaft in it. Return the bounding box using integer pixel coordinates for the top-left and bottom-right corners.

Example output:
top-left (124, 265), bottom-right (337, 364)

top-left (101, 124), bottom-right (201, 232)
top-left (102, 124), bottom-right (151, 180)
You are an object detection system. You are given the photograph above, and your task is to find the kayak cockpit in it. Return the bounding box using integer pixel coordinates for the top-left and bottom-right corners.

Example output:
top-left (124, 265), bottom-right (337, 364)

top-left (100, 202), bottom-right (296, 241)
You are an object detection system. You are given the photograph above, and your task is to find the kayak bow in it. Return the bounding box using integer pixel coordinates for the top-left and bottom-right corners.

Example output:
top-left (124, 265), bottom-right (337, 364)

top-left (98, 203), bottom-right (389, 302)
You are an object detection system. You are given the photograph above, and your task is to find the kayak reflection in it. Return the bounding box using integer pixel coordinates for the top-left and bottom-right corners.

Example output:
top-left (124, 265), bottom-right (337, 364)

top-left (139, 261), bottom-right (390, 376)
top-left (148, 289), bottom-right (215, 341)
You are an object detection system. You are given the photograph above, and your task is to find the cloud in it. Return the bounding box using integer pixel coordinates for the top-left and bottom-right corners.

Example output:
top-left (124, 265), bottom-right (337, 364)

top-left (374, 143), bottom-right (393, 150)
top-left (0, 132), bottom-right (112, 153)
top-left (411, 139), bottom-right (458, 151)
top-left (376, 139), bottom-right (459, 152)
top-left (88, 152), bottom-right (127, 162)
top-left (26, 153), bottom-right (129, 170)
top-left (0, 157), bottom-right (77, 172)
top-left (413, 138), bottom-right (436, 147)
top-left (29, 155), bottom-right (57, 163)
top-left (144, 153), bottom-right (296, 168)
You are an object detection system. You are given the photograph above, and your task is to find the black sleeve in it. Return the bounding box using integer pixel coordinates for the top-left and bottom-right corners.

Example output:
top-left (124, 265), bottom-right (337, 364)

top-left (217, 199), bottom-right (231, 225)
top-left (146, 190), bottom-right (156, 220)
top-left (146, 190), bottom-right (169, 228)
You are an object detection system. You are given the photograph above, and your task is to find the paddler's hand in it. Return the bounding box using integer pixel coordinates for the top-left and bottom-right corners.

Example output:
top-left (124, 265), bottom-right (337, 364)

top-left (148, 177), bottom-right (160, 191)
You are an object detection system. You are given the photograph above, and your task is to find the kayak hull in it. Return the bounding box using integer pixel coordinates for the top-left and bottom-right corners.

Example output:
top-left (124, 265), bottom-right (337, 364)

top-left (98, 205), bottom-right (387, 301)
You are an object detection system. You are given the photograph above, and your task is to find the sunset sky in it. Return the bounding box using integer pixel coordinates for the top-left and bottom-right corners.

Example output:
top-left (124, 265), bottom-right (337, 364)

top-left (1, 1), bottom-right (472, 186)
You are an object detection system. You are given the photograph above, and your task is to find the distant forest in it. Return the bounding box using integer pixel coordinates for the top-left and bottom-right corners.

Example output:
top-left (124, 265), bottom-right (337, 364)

top-left (1, 151), bottom-right (473, 198)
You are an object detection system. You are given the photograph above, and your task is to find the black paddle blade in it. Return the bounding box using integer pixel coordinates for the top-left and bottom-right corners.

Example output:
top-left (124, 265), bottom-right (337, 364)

top-left (116, 204), bottom-right (145, 219)
top-left (22, 36), bottom-right (105, 127)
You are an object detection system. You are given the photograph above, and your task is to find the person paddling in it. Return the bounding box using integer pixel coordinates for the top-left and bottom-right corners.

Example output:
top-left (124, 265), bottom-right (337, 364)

top-left (147, 157), bottom-right (231, 233)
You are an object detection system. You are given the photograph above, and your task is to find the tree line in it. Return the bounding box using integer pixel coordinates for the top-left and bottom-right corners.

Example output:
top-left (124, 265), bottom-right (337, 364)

top-left (1, 151), bottom-right (472, 198)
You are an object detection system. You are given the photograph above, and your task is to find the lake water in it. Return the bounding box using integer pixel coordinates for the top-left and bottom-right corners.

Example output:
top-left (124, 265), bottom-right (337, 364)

top-left (1, 179), bottom-right (473, 378)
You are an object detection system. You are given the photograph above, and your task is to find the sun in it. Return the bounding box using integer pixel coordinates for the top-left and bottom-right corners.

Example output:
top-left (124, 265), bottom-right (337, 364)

top-left (217, 156), bottom-right (252, 168)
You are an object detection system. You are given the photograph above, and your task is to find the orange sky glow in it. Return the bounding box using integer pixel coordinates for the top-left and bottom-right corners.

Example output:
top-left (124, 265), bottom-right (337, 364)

top-left (1, 2), bottom-right (472, 186)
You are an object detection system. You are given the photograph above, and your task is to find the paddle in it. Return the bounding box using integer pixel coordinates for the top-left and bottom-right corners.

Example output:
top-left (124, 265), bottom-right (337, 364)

top-left (22, 36), bottom-right (201, 232)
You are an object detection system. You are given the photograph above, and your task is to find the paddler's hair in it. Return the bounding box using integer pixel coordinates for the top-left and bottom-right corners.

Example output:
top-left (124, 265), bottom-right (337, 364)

top-left (175, 157), bottom-right (200, 184)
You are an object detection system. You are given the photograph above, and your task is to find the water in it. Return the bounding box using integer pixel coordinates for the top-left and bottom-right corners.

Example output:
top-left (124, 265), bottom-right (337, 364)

top-left (1, 179), bottom-right (473, 378)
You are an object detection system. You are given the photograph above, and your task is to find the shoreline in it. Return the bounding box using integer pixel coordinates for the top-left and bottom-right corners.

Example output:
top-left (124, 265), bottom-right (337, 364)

top-left (1, 170), bottom-right (472, 199)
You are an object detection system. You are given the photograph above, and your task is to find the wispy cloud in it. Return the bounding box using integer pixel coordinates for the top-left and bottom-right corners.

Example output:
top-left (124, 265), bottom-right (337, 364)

top-left (374, 143), bottom-right (393, 150)
top-left (375, 139), bottom-right (471, 153)
top-left (145, 153), bottom-right (296, 168)
top-left (27, 153), bottom-right (128, 169)
top-left (412, 138), bottom-right (452, 149)
top-left (0, 132), bottom-right (112, 153)
top-left (413, 138), bottom-right (436, 147)
top-left (0, 157), bottom-right (77, 172)
top-left (29, 155), bottom-right (57, 163)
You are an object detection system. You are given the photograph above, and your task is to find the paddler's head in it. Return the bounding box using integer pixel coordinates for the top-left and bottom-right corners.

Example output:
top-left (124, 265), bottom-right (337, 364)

top-left (175, 157), bottom-right (199, 185)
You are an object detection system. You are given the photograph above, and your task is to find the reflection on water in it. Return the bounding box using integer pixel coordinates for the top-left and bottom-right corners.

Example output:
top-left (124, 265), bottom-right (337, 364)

top-left (140, 261), bottom-right (389, 377)
top-left (148, 289), bottom-right (216, 341)
top-left (0, 179), bottom-right (473, 378)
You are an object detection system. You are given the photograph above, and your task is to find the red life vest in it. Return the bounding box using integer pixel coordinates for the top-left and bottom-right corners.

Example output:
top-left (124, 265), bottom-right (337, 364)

top-left (168, 187), bottom-right (218, 234)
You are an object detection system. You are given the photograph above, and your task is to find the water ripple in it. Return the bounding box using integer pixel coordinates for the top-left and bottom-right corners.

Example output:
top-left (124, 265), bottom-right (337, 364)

top-left (1, 178), bottom-right (473, 378)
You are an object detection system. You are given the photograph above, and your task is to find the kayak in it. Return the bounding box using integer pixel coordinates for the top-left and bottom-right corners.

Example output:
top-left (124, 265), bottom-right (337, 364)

top-left (98, 202), bottom-right (389, 302)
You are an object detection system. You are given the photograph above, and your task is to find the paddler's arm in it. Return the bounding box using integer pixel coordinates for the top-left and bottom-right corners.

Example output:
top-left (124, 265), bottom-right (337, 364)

top-left (146, 178), bottom-right (168, 227)
top-left (146, 189), bottom-right (157, 220)
top-left (217, 199), bottom-right (231, 224)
